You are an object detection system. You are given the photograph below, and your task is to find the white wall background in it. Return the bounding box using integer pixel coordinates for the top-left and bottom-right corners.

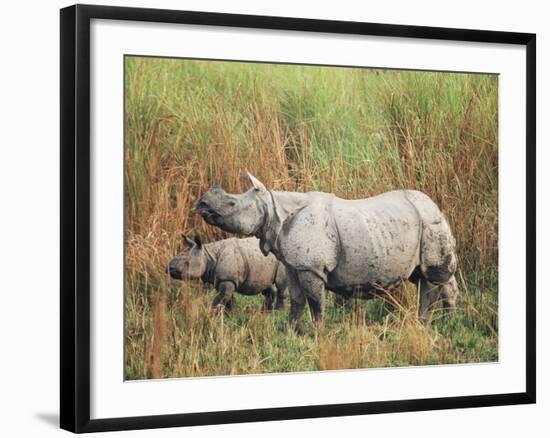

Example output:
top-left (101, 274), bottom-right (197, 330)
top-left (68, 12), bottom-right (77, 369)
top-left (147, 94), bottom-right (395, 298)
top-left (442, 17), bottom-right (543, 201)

top-left (0, 0), bottom-right (546, 436)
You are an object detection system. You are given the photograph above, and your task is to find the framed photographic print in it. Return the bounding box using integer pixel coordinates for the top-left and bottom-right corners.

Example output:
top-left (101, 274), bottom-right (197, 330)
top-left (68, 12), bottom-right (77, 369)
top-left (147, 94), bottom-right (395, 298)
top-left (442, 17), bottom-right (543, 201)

top-left (60, 4), bottom-right (536, 433)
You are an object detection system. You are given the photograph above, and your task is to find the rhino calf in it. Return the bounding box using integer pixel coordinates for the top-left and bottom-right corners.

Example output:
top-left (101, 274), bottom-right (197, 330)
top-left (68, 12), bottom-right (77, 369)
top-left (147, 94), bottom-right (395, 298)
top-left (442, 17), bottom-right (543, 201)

top-left (168, 235), bottom-right (287, 311)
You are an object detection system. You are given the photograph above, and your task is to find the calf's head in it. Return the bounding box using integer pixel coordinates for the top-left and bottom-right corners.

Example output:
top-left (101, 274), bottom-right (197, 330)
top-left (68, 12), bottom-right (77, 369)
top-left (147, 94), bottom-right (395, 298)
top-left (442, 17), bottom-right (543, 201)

top-left (195, 171), bottom-right (269, 236)
top-left (168, 235), bottom-right (207, 280)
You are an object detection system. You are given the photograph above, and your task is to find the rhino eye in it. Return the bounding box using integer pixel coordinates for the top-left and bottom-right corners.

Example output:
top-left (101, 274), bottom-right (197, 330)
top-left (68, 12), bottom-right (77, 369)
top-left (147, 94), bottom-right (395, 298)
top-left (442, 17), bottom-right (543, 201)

top-left (227, 200), bottom-right (236, 207)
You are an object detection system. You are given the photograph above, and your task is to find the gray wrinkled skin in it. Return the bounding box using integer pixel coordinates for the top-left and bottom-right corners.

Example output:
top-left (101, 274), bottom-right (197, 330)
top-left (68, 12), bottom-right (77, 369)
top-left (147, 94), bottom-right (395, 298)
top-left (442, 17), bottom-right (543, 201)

top-left (168, 235), bottom-right (287, 311)
top-left (196, 172), bottom-right (459, 331)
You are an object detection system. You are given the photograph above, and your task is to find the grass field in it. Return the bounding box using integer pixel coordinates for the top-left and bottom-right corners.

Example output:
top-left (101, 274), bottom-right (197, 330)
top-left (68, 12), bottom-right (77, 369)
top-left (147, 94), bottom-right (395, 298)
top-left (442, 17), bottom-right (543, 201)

top-left (124, 56), bottom-right (498, 380)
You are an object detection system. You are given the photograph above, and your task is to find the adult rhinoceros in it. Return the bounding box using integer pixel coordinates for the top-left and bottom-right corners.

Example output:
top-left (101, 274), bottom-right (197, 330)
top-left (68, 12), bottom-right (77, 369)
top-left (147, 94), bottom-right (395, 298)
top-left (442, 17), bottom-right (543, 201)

top-left (195, 172), bottom-right (459, 332)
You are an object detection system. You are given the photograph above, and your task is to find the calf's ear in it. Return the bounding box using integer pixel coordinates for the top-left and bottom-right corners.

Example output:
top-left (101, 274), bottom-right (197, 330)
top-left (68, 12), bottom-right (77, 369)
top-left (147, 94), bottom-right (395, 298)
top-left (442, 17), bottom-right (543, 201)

top-left (182, 234), bottom-right (196, 248)
top-left (245, 170), bottom-right (267, 193)
top-left (194, 234), bottom-right (203, 248)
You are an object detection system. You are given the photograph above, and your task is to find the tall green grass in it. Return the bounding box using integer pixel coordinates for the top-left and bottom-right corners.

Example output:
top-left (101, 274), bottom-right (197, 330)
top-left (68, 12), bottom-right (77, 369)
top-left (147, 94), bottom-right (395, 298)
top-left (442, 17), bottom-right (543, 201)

top-left (124, 57), bottom-right (498, 379)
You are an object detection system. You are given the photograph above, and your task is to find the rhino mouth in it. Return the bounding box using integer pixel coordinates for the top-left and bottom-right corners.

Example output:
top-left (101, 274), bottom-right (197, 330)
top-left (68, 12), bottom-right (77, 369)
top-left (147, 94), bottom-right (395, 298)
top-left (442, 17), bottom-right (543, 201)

top-left (199, 210), bottom-right (221, 226)
top-left (167, 260), bottom-right (183, 280)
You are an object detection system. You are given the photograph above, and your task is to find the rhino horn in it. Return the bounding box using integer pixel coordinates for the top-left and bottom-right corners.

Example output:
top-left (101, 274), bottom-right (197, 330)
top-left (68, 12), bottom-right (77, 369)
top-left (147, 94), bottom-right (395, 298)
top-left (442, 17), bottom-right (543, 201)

top-left (211, 181), bottom-right (221, 189)
top-left (245, 170), bottom-right (267, 193)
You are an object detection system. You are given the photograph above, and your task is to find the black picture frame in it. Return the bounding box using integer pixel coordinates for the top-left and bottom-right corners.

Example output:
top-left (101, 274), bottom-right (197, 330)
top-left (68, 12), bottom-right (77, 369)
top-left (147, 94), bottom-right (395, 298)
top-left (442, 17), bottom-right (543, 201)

top-left (60, 4), bottom-right (536, 433)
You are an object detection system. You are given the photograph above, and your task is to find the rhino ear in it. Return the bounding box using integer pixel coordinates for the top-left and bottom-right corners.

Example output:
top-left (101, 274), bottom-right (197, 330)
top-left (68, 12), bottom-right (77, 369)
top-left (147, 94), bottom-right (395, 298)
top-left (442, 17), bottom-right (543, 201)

top-left (193, 234), bottom-right (203, 248)
top-left (245, 170), bottom-right (267, 193)
top-left (210, 181), bottom-right (221, 189)
top-left (182, 234), bottom-right (196, 248)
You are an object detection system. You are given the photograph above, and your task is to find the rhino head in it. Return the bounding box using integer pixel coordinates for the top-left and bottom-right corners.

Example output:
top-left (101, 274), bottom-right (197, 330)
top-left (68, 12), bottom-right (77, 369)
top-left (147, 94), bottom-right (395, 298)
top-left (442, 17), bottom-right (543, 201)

top-left (195, 171), bottom-right (269, 236)
top-left (168, 234), bottom-right (207, 280)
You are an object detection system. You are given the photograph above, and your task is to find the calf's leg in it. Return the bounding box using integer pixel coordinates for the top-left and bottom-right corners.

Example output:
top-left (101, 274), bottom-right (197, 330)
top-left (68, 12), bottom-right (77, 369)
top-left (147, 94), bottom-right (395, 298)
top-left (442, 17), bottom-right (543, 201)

top-left (262, 288), bottom-right (275, 311)
top-left (274, 267), bottom-right (288, 310)
top-left (212, 281), bottom-right (236, 312)
top-left (274, 287), bottom-right (287, 310)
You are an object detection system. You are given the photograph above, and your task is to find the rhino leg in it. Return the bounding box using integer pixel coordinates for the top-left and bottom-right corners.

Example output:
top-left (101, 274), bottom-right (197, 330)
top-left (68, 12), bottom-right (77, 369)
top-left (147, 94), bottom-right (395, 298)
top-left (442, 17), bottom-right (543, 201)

top-left (286, 270), bottom-right (307, 335)
top-left (212, 281), bottom-right (236, 312)
top-left (418, 278), bottom-right (442, 324)
top-left (296, 270), bottom-right (325, 324)
top-left (262, 288), bottom-right (275, 311)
